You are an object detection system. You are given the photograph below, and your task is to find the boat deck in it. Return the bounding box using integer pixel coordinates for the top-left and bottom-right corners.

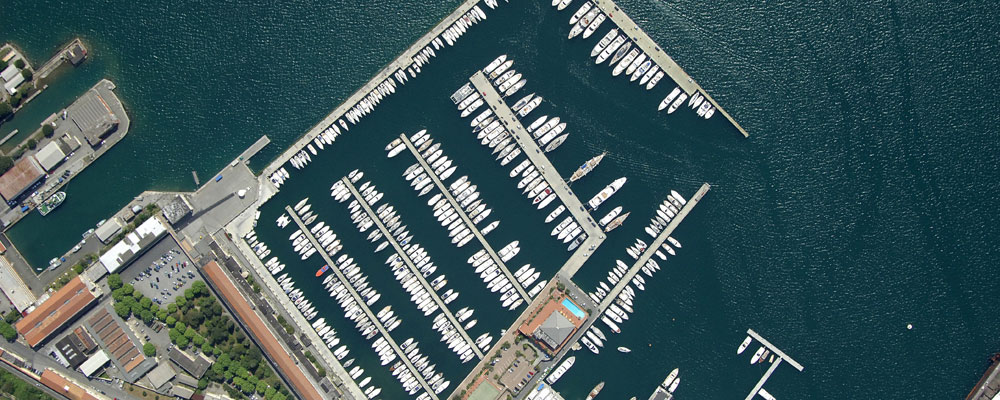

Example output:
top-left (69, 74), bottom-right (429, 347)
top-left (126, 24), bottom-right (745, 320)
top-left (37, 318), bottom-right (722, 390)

top-left (468, 71), bottom-right (606, 279)
top-left (286, 206), bottom-right (440, 400)
top-left (340, 177), bottom-right (485, 360)
top-left (591, 0), bottom-right (749, 137)
top-left (398, 133), bottom-right (530, 303)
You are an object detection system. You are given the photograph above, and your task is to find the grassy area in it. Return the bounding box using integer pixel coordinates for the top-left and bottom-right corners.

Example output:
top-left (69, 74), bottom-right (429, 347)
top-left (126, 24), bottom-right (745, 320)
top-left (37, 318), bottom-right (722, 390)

top-left (0, 366), bottom-right (53, 400)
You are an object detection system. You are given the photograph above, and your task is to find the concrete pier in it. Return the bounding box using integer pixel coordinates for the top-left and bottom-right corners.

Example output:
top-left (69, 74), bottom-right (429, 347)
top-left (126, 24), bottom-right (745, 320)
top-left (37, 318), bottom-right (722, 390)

top-left (286, 206), bottom-right (440, 400)
top-left (261, 0), bottom-right (488, 180)
top-left (744, 328), bottom-right (804, 400)
top-left (591, 0), bottom-right (749, 138)
top-left (340, 177), bottom-right (485, 360)
top-left (468, 71), bottom-right (606, 279)
top-left (398, 133), bottom-right (530, 302)
top-left (597, 183), bottom-right (711, 312)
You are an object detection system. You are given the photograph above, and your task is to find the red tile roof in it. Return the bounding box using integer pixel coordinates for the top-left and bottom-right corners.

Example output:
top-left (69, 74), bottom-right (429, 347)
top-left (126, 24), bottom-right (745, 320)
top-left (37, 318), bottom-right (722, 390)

top-left (15, 276), bottom-right (97, 348)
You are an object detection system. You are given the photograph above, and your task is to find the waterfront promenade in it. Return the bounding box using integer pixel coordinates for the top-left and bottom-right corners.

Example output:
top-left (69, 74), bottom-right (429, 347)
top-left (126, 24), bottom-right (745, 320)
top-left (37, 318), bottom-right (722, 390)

top-left (286, 206), bottom-right (440, 400)
top-left (398, 133), bottom-right (530, 303)
top-left (592, 0), bottom-right (749, 137)
top-left (340, 177), bottom-right (485, 360)
top-left (468, 71), bottom-right (606, 279)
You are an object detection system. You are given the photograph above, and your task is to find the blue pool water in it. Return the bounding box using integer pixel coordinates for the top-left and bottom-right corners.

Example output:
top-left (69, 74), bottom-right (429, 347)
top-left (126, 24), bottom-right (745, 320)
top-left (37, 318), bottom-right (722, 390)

top-left (562, 299), bottom-right (585, 319)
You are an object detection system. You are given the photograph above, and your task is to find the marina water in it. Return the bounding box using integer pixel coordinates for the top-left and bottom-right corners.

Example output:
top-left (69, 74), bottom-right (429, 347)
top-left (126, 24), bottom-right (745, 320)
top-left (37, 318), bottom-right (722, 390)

top-left (3, 0), bottom-right (999, 398)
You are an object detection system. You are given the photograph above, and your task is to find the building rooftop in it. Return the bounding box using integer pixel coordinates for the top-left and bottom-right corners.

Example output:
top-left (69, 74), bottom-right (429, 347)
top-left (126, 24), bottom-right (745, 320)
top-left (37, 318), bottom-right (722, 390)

top-left (67, 43), bottom-right (87, 65)
top-left (78, 349), bottom-right (110, 377)
top-left (69, 89), bottom-right (119, 146)
top-left (203, 260), bottom-right (326, 400)
top-left (0, 64), bottom-right (18, 82)
top-left (39, 368), bottom-right (100, 400)
top-left (0, 156), bottom-right (45, 202)
top-left (2, 72), bottom-right (24, 96)
top-left (172, 383), bottom-right (196, 399)
top-left (534, 311), bottom-right (575, 350)
top-left (14, 276), bottom-right (97, 348)
top-left (168, 347), bottom-right (212, 379)
top-left (55, 333), bottom-right (90, 369)
top-left (85, 306), bottom-right (155, 380)
top-left (145, 362), bottom-right (176, 390)
top-left (94, 217), bottom-right (123, 243)
top-left (161, 195), bottom-right (193, 226)
top-left (35, 140), bottom-right (67, 172)
top-left (98, 216), bottom-right (167, 273)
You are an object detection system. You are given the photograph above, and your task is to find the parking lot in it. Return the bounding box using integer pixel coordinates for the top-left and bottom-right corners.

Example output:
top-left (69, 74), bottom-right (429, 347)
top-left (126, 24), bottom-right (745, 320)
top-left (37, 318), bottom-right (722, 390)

top-left (119, 236), bottom-right (197, 306)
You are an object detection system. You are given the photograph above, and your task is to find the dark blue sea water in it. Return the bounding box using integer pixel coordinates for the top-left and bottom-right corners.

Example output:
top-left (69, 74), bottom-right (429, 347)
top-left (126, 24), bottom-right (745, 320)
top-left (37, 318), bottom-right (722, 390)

top-left (3, 1), bottom-right (999, 399)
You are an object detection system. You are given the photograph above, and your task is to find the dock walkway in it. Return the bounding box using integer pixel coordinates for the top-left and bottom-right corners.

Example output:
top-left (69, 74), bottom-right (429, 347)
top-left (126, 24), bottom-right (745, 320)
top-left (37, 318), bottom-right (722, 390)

top-left (340, 177), bottom-right (485, 360)
top-left (398, 133), bottom-right (530, 302)
top-left (469, 71), bottom-right (606, 279)
top-left (592, 0), bottom-right (749, 137)
top-left (597, 183), bottom-right (711, 312)
top-left (744, 328), bottom-right (804, 400)
top-left (286, 206), bottom-right (440, 400)
top-left (261, 0), bottom-right (486, 180)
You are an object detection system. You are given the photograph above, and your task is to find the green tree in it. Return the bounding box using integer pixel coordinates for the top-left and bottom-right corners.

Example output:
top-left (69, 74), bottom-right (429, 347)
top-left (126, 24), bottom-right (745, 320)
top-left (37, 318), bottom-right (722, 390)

top-left (184, 326), bottom-right (196, 340)
top-left (140, 297), bottom-right (153, 310)
top-left (25, 139), bottom-right (37, 150)
top-left (72, 263), bottom-right (84, 274)
top-left (165, 315), bottom-right (176, 327)
top-left (143, 342), bottom-right (156, 357)
top-left (0, 156), bottom-right (11, 175)
top-left (183, 308), bottom-right (203, 328)
top-left (108, 274), bottom-right (123, 290)
top-left (111, 288), bottom-right (126, 302)
top-left (20, 69), bottom-right (32, 81)
top-left (256, 380), bottom-right (267, 395)
top-left (184, 288), bottom-right (195, 300)
top-left (41, 124), bottom-right (54, 138)
top-left (0, 103), bottom-right (11, 119)
top-left (121, 283), bottom-right (133, 296)
top-left (13, 60), bottom-right (24, 69)
top-left (140, 310), bottom-right (154, 325)
top-left (167, 303), bottom-right (177, 314)
top-left (114, 302), bottom-right (131, 319)
top-left (0, 322), bottom-right (16, 341)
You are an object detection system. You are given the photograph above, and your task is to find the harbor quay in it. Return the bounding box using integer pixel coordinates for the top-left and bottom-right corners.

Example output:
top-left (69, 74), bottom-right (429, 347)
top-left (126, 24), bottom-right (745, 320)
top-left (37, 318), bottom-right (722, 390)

top-left (286, 205), bottom-right (442, 400)
top-left (259, 0), bottom-right (488, 187)
top-left (468, 71), bottom-right (606, 279)
top-left (591, 0), bottom-right (749, 138)
top-left (398, 133), bottom-right (531, 302)
top-left (340, 176), bottom-right (486, 360)
top-left (743, 329), bottom-right (804, 400)
top-left (0, 79), bottom-right (129, 229)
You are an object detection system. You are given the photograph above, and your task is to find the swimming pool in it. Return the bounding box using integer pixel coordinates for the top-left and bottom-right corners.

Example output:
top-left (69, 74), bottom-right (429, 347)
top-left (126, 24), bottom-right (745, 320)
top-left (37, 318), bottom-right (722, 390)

top-left (562, 298), bottom-right (586, 319)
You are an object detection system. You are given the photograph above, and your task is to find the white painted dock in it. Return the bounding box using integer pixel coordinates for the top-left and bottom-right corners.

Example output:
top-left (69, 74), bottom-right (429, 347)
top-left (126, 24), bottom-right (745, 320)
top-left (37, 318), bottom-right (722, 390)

top-left (398, 133), bottom-right (530, 302)
top-left (591, 0), bottom-right (749, 137)
top-left (468, 71), bottom-right (606, 279)
top-left (285, 206), bottom-right (440, 400)
top-left (598, 183), bottom-right (711, 312)
top-left (340, 177), bottom-right (485, 360)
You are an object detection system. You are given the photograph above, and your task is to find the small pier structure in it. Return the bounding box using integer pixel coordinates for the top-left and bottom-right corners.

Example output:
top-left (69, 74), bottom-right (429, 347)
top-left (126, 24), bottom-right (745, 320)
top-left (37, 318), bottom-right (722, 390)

top-left (744, 328), bottom-right (804, 400)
